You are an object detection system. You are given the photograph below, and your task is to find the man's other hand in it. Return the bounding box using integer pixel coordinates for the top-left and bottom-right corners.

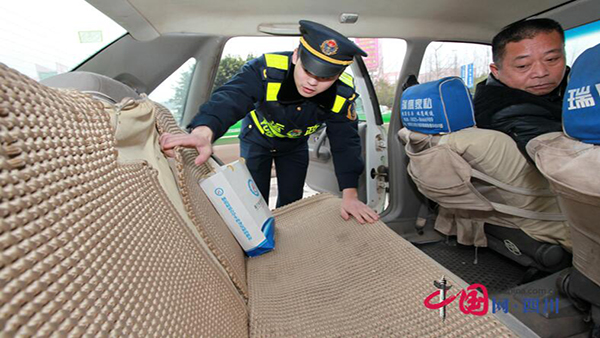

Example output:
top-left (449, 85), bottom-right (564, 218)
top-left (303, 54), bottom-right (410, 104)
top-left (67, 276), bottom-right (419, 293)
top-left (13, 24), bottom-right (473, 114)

top-left (340, 188), bottom-right (380, 224)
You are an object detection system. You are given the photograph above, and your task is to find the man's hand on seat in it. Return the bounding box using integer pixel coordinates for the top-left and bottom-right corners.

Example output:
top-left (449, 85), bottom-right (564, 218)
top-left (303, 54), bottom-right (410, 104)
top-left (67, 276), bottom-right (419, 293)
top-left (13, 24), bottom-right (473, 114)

top-left (340, 188), bottom-right (380, 224)
top-left (159, 126), bottom-right (214, 165)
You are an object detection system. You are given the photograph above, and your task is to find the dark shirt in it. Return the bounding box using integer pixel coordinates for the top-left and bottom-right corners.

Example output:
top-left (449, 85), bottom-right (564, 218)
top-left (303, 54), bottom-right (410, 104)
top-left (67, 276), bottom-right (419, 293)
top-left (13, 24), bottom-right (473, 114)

top-left (473, 70), bottom-right (568, 162)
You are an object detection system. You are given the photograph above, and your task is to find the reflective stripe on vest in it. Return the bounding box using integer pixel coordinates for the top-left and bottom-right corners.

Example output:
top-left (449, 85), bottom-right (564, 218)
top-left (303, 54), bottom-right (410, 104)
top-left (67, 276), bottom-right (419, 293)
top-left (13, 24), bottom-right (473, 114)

top-left (339, 72), bottom-right (354, 88)
top-left (332, 73), bottom-right (355, 113)
top-left (264, 54), bottom-right (289, 71)
top-left (263, 54), bottom-right (288, 102)
top-left (250, 110), bottom-right (285, 138)
top-left (332, 95), bottom-right (346, 113)
top-left (266, 82), bottom-right (281, 102)
top-left (250, 110), bottom-right (321, 139)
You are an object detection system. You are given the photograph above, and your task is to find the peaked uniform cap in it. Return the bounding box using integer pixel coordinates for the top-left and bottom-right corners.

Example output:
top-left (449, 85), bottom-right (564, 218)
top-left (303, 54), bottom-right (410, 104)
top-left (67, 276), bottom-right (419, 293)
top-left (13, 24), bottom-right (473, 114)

top-left (298, 20), bottom-right (368, 78)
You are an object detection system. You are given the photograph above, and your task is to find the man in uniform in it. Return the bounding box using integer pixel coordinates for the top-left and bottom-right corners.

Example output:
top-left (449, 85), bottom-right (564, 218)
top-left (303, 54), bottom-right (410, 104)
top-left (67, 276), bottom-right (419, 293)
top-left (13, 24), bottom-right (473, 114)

top-left (160, 20), bottom-right (379, 224)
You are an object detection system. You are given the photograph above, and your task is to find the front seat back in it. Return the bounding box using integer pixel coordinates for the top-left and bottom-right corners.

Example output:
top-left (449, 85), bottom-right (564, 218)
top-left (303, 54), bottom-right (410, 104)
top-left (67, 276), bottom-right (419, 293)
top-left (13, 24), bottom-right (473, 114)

top-left (399, 77), bottom-right (571, 271)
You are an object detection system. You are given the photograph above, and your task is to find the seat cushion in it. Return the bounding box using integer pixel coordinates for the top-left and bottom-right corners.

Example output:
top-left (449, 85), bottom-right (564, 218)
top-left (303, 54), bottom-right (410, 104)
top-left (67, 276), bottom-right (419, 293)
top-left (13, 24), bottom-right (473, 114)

top-left (247, 194), bottom-right (515, 337)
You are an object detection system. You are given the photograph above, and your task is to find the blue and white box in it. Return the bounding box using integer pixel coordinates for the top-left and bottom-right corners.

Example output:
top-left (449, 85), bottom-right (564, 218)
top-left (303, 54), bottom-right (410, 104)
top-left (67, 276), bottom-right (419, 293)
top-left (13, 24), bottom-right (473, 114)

top-left (200, 159), bottom-right (275, 257)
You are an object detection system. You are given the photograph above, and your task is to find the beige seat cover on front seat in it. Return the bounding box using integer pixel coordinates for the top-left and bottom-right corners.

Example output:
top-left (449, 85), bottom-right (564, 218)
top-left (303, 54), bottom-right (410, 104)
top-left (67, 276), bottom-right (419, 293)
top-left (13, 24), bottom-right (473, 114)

top-left (528, 132), bottom-right (600, 286)
top-left (400, 127), bottom-right (571, 249)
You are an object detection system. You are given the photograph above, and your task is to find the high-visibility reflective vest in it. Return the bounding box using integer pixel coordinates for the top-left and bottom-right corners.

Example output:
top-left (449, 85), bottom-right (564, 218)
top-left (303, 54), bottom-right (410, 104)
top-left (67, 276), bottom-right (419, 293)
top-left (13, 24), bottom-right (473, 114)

top-left (250, 53), bottom-right (357, 139)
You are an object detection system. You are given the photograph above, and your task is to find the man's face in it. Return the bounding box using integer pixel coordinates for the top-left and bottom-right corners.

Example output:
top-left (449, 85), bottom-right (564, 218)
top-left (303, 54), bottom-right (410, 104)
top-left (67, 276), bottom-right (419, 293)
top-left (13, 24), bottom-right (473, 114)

top-left (292, 49), bottom-right (340, 98)
top-left (490, 31), bottom-right (566, 96)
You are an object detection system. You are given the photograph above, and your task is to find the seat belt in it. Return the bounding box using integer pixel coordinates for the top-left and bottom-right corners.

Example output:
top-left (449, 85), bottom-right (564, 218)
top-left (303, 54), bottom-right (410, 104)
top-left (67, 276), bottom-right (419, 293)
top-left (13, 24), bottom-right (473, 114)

top-left (470, 169), bottom-right (556, 197)
top-left (471, 169), bottom-right (567, 221)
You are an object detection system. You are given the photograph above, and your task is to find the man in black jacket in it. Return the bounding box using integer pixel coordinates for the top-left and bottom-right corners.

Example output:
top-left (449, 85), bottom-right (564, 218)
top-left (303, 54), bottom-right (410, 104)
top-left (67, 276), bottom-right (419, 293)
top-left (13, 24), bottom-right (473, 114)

top-left (474, 19), bottom-right (568, 162)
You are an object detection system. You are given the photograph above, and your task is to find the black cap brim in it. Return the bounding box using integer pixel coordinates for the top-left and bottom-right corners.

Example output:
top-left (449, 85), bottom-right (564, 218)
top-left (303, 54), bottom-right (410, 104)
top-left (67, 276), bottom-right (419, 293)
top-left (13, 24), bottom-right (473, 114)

top-left (299, 45), bottom-right (347, 78)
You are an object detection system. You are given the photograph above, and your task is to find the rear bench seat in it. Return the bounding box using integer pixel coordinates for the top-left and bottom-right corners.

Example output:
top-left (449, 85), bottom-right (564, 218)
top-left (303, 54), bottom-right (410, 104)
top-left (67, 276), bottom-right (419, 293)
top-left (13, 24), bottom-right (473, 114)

top-left (0, 65), bottom-right (525, 336)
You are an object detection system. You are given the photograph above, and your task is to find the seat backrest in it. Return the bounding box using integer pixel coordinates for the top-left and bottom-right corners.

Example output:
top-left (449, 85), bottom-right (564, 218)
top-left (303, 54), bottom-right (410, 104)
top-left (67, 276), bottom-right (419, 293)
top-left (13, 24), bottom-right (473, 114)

top-left (0, 64), bottom-right (249, 336)
top-left (399, 78), bottom-right (570, 250)
top-left (528, 43), bottom-right (600, 286)
top-left (153, 102), bottom-right (251, 298)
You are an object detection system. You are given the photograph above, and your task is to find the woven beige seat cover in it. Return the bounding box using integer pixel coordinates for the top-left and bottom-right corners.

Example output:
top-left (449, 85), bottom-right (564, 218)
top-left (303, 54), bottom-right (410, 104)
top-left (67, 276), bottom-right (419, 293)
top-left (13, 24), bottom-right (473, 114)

top-left (1, 64), bottom-right (518, 337)
top-left (528, 132), bottom-right (600, 286)
top-left (247, 194), bottom-right (514, 337)
top-left (0, 65), bottom-right (247, 337)
top-left (155, 109), bottom-right (515, 337)
top-left (154, 105), bottom-right (249, 299)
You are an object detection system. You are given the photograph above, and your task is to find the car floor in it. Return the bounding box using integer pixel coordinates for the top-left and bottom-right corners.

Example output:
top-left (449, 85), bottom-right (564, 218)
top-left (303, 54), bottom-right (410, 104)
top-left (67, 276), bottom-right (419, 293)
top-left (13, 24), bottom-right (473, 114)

top-left (416, 237), bottom-right (529, 295)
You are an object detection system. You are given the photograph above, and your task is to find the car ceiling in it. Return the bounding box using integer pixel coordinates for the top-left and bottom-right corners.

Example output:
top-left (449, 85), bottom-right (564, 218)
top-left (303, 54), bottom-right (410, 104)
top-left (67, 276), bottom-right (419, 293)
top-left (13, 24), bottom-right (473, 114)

top-left (87, 0), bottom-right (597, 43)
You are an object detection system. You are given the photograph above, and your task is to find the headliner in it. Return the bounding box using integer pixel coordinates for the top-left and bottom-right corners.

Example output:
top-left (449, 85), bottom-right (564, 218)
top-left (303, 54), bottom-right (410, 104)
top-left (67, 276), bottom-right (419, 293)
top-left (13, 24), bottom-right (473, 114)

top-left (88, 0), bottom-right (596, 42)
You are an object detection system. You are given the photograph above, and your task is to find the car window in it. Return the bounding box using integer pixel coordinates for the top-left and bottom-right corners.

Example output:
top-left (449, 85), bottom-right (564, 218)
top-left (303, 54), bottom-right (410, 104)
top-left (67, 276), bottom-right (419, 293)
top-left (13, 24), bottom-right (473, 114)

top-left (418, 42), bottom-right (492, 93)
top-left (149, 58), bottom-right (197, 127)
top-left (565, 19), bottom-right (600, 66)
top-left (0, 0), bottom-right (125, 81)
top-left (352, 38), bottom-right (407, 124)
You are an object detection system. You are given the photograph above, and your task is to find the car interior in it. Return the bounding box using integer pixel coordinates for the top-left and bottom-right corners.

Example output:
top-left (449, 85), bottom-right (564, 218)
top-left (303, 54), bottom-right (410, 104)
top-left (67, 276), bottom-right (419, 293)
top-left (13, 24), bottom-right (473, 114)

top-left (1, 0), bottom-right (600, 336)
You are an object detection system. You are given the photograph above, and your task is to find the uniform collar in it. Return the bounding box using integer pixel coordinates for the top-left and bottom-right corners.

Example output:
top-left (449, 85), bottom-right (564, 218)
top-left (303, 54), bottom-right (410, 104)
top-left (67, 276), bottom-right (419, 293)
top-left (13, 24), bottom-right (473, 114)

top-left (277, 63), bottom-right (337, 109)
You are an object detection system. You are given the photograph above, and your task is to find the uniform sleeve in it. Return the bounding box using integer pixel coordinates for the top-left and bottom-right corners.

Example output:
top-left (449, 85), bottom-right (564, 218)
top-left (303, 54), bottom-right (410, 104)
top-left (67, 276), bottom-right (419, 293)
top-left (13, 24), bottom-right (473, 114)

top-left (325, 101), bottom-right (364, 190)
top-left (188, 57), bottom-right (266, 140)
top-left (489, 103), bottom-right (562, 162)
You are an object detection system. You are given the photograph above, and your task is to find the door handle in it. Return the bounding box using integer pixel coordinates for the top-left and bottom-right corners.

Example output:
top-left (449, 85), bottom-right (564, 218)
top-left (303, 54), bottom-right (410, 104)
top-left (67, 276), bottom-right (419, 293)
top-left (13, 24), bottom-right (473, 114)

top-left (311, 127), bottom-right (331, 160)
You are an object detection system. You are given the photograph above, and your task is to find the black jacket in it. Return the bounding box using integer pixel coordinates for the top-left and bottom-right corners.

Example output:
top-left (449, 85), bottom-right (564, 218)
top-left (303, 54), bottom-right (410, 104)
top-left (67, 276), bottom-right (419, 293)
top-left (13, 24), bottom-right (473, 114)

top-left (473, 71), bottom-right (568, 162)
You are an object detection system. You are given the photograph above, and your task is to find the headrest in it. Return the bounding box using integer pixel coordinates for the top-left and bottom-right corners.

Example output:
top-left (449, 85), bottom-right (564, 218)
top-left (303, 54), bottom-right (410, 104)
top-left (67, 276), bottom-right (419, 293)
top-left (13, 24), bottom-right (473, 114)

top-left (400, 77), bottom-right (475, 134)
top-left (41, 71), bottom-right (141, 104)
top-left (563, 43), bottom-right (600, 144)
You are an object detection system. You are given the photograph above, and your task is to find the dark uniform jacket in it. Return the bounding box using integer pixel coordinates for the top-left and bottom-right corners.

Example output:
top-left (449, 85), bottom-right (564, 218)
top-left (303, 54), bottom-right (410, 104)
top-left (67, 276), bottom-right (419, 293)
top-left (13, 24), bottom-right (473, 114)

top-left (188, 52), bottom-right (364, 190)
top-left (473, 71), bottom-right (569, 162)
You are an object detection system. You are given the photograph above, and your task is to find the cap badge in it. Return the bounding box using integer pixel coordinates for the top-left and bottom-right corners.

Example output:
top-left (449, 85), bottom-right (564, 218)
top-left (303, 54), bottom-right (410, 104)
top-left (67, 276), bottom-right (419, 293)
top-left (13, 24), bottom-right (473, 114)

top-left (320, 39), bottom-right (339, 56)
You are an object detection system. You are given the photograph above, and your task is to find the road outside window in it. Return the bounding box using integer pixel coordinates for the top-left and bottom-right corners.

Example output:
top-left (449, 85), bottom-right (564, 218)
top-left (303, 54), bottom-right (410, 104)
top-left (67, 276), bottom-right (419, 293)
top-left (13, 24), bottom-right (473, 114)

top-left (418, 42), bottom-right (492, 94)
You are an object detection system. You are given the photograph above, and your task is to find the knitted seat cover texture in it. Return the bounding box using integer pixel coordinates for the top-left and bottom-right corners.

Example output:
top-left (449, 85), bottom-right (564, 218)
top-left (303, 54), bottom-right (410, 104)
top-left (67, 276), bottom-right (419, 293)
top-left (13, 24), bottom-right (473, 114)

top-left (0, 65), bottom-right (248, 337)
top-left (154, 106), bottom-right (249, 299)
top-left (247, 194), bottom-right (515, 337)
top-left (1, 63), bottom-right (517, 337)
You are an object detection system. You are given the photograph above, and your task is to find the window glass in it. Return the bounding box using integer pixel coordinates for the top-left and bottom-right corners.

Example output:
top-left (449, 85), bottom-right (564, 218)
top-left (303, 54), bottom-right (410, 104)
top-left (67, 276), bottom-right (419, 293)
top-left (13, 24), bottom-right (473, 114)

top-left (418, 42), bottom-right (492, 93)
top-left (565, 19), bottom-right (600, 66)
top-left (353, 38), bottom-right (407, 124)
top-left (149, 58), bottom-right (197, 127)
top-left (0, 0), bottom-right (125, 81)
